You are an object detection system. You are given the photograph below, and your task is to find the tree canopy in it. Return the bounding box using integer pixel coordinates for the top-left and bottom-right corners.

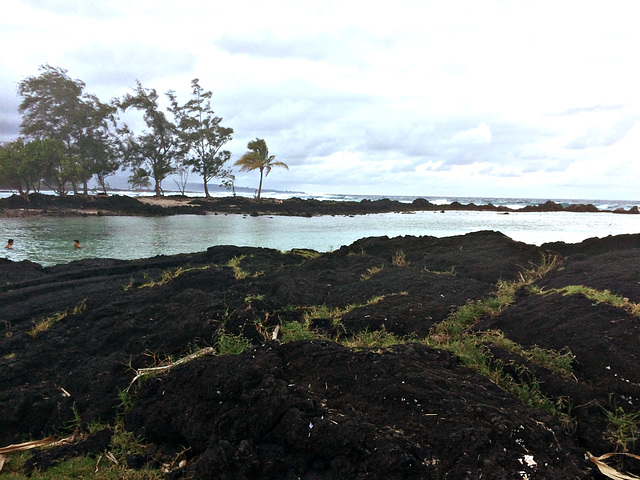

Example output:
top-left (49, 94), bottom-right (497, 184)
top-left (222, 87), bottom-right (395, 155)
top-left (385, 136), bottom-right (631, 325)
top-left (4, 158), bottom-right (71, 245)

top-left (17, 65), bottom-right (118, 194)
top-left (118, 82), bottom-right (180, 196)
top-left (2, 65), bottom-right (285, 198)
top-left (170, 79), bottom-right (234, 197)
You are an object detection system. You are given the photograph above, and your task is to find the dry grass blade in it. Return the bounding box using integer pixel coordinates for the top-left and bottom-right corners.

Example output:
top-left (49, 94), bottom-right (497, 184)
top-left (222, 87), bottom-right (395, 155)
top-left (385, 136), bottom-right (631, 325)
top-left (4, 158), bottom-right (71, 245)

top-left (271, 324), bottom-right (280, 340)
top-left (588, 452), bottom-right (640, 480)
top-left (0, 454), bottom-right (5, 473)
top-left (0, 436), bottom-right (58, 454)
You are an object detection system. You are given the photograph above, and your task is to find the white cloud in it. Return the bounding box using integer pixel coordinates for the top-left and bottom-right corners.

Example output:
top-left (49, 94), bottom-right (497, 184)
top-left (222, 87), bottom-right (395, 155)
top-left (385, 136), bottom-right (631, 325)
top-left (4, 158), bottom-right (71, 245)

top-left (2, 0), bottom-right (640, 199)
top-left (451, 122), bottom-right (492, 144)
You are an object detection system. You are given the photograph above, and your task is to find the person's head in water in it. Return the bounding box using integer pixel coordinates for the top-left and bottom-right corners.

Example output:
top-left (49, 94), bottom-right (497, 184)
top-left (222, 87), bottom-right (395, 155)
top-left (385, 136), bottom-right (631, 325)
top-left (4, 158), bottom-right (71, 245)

top-left (5, 239), bottom-right (13, 249)
top-left (73, 239), bottom-right (81, 249)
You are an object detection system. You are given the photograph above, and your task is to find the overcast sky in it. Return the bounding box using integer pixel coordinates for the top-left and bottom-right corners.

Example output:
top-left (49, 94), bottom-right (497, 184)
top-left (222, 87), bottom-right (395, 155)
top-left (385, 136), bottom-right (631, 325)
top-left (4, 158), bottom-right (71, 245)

top-left (1, 1), bottom-right (640, 200)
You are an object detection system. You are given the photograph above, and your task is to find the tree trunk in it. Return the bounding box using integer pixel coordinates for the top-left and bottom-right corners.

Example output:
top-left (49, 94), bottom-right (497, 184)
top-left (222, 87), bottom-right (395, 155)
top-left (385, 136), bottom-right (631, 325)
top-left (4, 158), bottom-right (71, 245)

top-left (257, 169), bottom-right (264, 199)
top-left (203, 180), bottom-right (210, 198)
top-left (97, 175), bottom-right (108, 194)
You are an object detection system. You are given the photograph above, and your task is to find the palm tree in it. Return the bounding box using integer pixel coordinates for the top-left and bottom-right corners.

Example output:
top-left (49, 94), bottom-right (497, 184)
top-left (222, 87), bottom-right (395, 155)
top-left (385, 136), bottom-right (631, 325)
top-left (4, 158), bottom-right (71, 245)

top-left (234, 138), bottom-right (288, 199)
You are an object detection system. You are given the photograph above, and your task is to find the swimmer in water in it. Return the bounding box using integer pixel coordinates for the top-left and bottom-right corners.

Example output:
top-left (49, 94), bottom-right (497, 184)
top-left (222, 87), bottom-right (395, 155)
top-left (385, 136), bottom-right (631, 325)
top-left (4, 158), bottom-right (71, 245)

top-left (73, 239), bottom-right (82, 249)
top-left (5, 239), bottom-right (13, 249)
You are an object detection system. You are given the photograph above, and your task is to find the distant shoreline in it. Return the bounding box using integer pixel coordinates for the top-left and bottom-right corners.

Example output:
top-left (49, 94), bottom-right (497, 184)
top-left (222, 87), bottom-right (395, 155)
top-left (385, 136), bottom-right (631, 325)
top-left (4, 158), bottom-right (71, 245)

top-left (0, 192), bottom-right (638, 218)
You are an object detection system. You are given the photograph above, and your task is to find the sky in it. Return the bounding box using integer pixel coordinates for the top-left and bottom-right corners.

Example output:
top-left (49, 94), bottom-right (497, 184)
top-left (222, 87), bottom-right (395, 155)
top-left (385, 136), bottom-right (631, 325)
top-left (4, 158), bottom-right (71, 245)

top-left (1, 0), bottom-right (640, 200)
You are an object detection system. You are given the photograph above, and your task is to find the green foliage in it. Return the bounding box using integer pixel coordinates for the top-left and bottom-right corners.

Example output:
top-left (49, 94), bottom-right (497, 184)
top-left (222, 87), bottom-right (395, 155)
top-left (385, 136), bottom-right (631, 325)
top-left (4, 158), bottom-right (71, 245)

top-left (527, 345), bottom-right (575, 378)
top-left (427, 255), bottom-right (573, 422)
top-left (301, 296), bottom-right (390, 325)
top-left (340, 327), bottom-right (410, 350)
top-left (430, 299), bottom-right (496, 343)
top-left (549, 284), bottom-right (633, 309)
top-left (169, 78), bottom-right (234, 198)
top-left (479, 330), bottom-right (574, 378)
top-left (0, 139), bottom-right (42, 197)
top-left (604, 406), bottom-right (640, 451)
top-left (0, 419), bottom-right (165, 479)
top-left (138, 267), bottom-right (184, 289)
top-left (216, 332), bottom-right (253, 355)
top-left (226, 255), bottom-right (255, 280)
top-left (280, 320), bottom-right (322, 343)
top-left (302, 304), bottom-right (343, 323)
top-left (17, 64), bottom-right (119, 195)
top-left (234, 138), bottom-right (288, 199)
top-left (118, 81), bottom-right (180, 196)
top-left (7, 66), bottom-right (232, 197)
top-left (244, 294), bottom-right (265, 304)
top-left (117, 389), bottom-right (134, 414)
top-left (127, 167), bottom-right (151, 190)
top-left (0, 138), bottom-right (70, 196)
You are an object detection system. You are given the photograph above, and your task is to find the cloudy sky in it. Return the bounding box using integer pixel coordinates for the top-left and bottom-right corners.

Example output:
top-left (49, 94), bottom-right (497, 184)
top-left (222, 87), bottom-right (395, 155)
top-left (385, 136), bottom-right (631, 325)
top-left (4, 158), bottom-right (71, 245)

top-left (1, 0), bottom-right (640, 200)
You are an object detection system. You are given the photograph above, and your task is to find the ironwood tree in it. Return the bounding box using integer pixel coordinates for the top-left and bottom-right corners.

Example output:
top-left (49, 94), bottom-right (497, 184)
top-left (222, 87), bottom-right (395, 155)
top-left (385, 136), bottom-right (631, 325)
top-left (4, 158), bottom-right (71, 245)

top-left (118, 81), bottom-right (180, 196)
top-left (170, 78), bottom-right (234, 197)
top-left (17, 65), bottom-right (119, 195)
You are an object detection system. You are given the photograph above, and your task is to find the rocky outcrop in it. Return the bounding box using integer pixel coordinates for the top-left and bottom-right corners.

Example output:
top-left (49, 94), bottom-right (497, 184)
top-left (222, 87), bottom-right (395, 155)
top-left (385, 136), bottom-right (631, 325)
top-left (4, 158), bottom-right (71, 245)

top-left (3, 231), bottom-right (640, 478)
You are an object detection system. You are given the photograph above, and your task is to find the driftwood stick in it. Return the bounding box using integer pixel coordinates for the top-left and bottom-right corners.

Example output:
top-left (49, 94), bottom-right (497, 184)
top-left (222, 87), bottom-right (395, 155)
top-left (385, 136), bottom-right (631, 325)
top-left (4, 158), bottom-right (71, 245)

top-left (127, 346), bottom-right (216, 390)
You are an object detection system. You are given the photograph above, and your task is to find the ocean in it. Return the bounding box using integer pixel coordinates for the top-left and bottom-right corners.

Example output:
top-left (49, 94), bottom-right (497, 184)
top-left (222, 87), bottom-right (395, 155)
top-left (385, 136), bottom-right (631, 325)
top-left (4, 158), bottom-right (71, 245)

top-left (1, 189), bottom-right (640, 266)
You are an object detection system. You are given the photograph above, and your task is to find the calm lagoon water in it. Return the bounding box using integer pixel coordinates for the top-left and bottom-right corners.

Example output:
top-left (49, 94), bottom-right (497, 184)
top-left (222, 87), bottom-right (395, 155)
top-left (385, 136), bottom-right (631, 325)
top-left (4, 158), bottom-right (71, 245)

top-left (2, 210), bottom-right (640, 267)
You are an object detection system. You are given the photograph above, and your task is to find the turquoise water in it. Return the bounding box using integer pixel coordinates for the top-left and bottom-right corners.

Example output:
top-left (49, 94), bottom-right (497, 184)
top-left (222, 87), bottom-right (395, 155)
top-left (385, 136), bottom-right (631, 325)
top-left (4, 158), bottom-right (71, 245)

top-left (2, 210), bottom-right (640, 267)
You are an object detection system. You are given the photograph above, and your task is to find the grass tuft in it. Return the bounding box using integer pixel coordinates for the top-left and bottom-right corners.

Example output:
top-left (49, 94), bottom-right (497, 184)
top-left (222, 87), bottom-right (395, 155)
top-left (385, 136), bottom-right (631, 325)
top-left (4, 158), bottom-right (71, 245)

top-left (340, 327), bottom-right (412, 350)
top-left (27, 299), bottom-right (87, 338)
top-left (392, 250), bottom-right (408, 267)
top-left (216, 332), bottom-right (253, 355)
top-left (360, 265), bottom-right (384, 281)
top-left (604, 406), bottom-right (640, 452)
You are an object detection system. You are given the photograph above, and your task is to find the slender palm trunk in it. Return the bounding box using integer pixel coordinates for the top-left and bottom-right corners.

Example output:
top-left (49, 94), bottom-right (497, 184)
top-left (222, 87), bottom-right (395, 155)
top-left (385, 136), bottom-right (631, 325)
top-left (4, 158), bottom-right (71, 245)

top-left (257, 168), bottom-right (264, 199)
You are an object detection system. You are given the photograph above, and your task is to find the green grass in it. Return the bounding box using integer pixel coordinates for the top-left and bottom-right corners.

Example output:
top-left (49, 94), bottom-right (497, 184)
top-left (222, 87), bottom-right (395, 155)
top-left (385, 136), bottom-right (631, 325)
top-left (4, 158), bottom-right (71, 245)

top-left (0, 420), bottom-right (165, 479)
top-left (280, 320), bottom-right (324, 343)
top-left (478, 330), bottom-right (575, 378)
top-left (340, 327), bottom-right (412, 350)
top-left (244, 294), bottom-right (266, 304)
top-left (425, 254), bottom-right (574, 420)
top-left (604, 406), bottom-right (640, 452)
top-left (543, 285), bottom-right (640, 316)
top-left (300, 294), bottom-right (401, 325)
top-left (226, 255), bottom-right (247, 280)
top-left (225, 255), bottom-right (264, 280)
top-left (216, 332), bottom-right (253, 355)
